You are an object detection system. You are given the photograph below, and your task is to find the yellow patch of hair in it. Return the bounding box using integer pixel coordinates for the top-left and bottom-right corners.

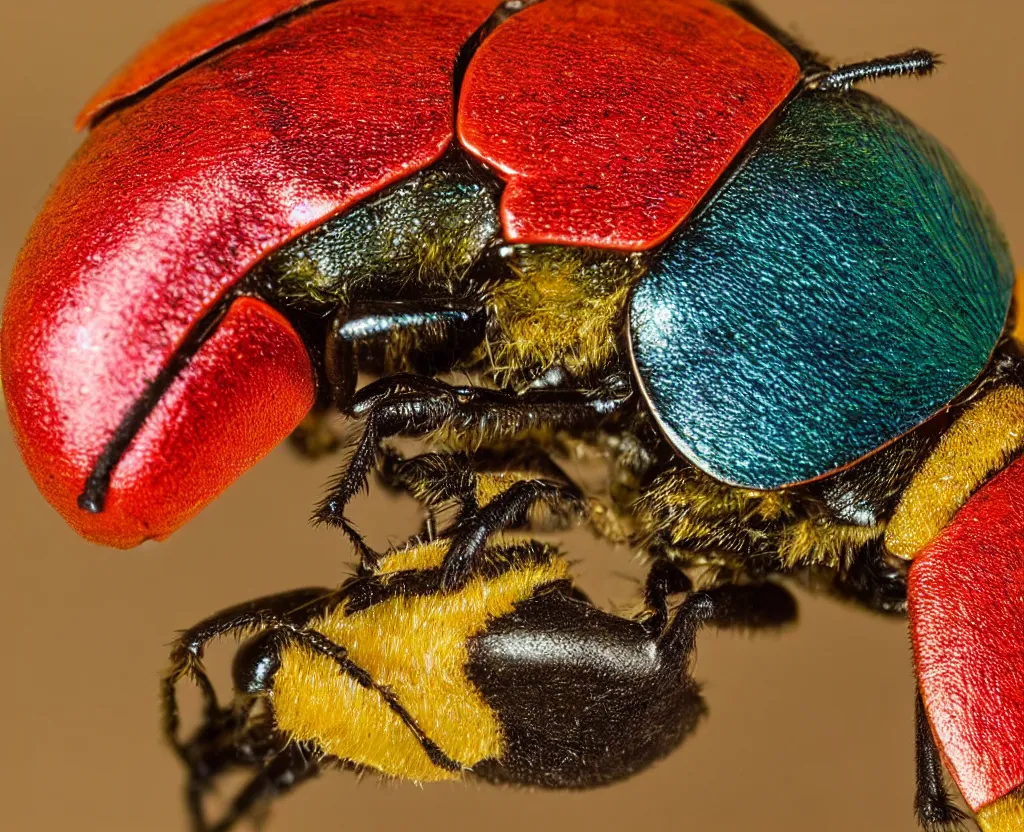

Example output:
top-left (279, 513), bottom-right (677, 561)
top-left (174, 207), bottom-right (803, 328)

top-left (474, 471), bottom-right (536, 508)
top-left (887, 385), bottom-right (1024, 560)
top-left (777, 518), bottom-right (883, 570)
top-left (978, 786), bottom-right (1024, 832)
top-left (374, 538), bottom-right (450, 575)
top-left (271, 542), bottom-right (570, 781)
top-left (483, 247), bottom-right (646, 382)
top-left (586, 498), bottom-right (634, 546)
top-left (633, 466), bottom-right (794, 547)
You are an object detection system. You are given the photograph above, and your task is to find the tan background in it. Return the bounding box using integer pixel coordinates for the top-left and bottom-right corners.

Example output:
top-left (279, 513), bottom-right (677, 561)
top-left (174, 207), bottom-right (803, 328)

top-left (1, 1), bottom-right (1021, 829)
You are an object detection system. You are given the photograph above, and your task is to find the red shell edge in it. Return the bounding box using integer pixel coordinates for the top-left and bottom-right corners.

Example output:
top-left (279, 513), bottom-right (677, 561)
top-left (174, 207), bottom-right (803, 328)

top-left (76, 0), bottom-right (327, 130)
top-left (2, 0), bottom-right (496, 547)
top-left (457, 0), bottom-right (801, 250)
top-left (62, 299), bottom-right (315, 548)
top-left (909, 453), bottom-right (1024, 811)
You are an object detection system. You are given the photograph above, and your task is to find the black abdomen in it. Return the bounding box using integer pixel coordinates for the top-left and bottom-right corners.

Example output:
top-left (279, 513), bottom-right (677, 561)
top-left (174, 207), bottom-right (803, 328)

top-left (467, 588), bottom-right (705, 788)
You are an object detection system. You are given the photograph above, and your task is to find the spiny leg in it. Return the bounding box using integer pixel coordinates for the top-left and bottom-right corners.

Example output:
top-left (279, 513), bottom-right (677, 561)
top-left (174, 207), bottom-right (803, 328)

top-left (190, 741), bottom-right (322, 832)
top-left (291, 300), bottom-right (487, 462)
top-left (171, 591), bottom-right (459, 831)
top-left (439, 477), bottom-right (586, 589)
top-left (375, 446), bottom-right (590, 590)
top-left (316, 372), bottom-right (630, 566)
top-left (163, 589), bottom-right (334, 757)
top-left (378, 450), bottom-right (480, 534)
top-left (914, 689), bottom-right (968, 832)
top-left (165, 590), bottom-right (337, 832)
top-left (379, 447), bottom-right (582, 530)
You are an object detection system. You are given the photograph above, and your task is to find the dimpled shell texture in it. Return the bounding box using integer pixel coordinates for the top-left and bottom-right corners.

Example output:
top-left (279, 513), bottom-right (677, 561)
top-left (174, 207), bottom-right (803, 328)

top-left (1, 0), bottom-right (496, 547)
top-left (458, 0), bottom-right (800, 250)
top-left (76, 0), bottom-right (325, 129)
top-left (630, 90), bottom-right (1014, 489)
top-left (909, 453), bottom-right (1024, 811)
top-left (88, 298), bottom-right (316, 547)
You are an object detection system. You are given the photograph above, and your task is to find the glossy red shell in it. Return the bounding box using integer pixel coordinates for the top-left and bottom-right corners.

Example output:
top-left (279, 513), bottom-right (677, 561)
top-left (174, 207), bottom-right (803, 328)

top-left (909, 453), bottom-right (1024, 811)
top-left (1, 0), bottom-right (495, 547)
top-left (457, 0), bottom-right (801, 250)
top-left (67, 299), bottom-right (315, 548)
top-left (76, 0), bottom-right (324, 129)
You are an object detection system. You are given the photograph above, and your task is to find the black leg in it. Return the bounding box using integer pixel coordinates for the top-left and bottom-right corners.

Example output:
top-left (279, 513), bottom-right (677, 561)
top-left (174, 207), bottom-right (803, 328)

top-left (315, 373), bottom-right (630, 565)
top-left (315, 380), bottom-right (457, 569)
top-left (698, 583), bottom-right (798, 631)
top-left (379, 447), bottom-right (579, 520)
top-left (325, 300), bottom-right (487, 407)
top-left (659, 582), bottom-right (797, 656)
top-left (914, 690), bottom-right (968, 832)
top-left (641, 559), bottom-right (693, 635)
top-left (170, 596), bottom-right (328, 832)
top-left (378, 449), bottom-right (479, 519)
top-left (170, 592), bottom-right (457, 831)
top-left (190, 742), bottom-right (322, 832)
top-left (439, 478), bottom-right (586, 590)
top-left (162, 589), bottom-right (334, 754)
top-left (657, 592), bottom-right (719, 658)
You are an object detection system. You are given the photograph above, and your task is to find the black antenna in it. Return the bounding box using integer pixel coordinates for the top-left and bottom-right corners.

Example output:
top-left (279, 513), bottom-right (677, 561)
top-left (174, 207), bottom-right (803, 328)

top-left (814, 49), bottom-right (940, 91)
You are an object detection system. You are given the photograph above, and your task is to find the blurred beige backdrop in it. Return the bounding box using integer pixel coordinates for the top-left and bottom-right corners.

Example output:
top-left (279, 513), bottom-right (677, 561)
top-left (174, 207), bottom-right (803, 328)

top-left (1, 1), bottom-right (1021, 830)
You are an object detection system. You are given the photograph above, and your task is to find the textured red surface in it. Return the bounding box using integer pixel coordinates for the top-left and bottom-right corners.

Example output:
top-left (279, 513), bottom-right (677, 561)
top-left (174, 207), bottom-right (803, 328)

top-left (909, 453), bottom-right (1024, 811)
top-left (1, 0), bottom-right (494, 547)
top-left (76, 0), bottom-right (326, 129)
top-left (457, 0), bottom-right (801, 250)
top-left (71, 299), bottom-right (314, 547)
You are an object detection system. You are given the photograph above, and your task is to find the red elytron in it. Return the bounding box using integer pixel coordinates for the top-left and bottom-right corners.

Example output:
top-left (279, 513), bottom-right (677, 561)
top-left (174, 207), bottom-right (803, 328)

top-left (2, 0), bottom-right (495, 547)
top-left (910, 453), bottom-right (1024, 813)
top-left (1, 0), bottom-right (1021, 828)
top-left (76, 0), bottom-right (326, 129)
top-left (459, 0), bottom-right (800, 249)
top-left (2, 0), bottom-right (799, 548)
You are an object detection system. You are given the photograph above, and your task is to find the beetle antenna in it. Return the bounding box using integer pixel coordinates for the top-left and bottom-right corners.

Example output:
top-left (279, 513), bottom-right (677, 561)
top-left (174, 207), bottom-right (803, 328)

top-left (814, 49), bottom-right (940, 91)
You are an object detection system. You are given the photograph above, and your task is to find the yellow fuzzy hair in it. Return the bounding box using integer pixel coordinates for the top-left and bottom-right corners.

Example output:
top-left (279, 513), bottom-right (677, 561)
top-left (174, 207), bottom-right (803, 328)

top-left (887, 385), bottom-right (1024, 559)
top-left (978, 787), bottom-right (1024, 832)
top-left (271, 540), bottom-right (570, 781)
top-left (373, 538), bottom-right (450, 574)
top-left (634, 466), bottom-right (793, 545)
top-left (474, 470), bottom-right (540, 508)
top-left (777, 517), bottom-right (883, 571)
top-left (482, 247), bottom-right (646, 382)
top-left (633, 465), bottom-right (884, 572)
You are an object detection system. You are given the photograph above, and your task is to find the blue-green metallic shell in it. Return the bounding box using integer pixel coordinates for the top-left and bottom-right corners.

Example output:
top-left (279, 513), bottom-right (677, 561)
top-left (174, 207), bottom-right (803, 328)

top-left (629, 89), bottom-right (1014, 490)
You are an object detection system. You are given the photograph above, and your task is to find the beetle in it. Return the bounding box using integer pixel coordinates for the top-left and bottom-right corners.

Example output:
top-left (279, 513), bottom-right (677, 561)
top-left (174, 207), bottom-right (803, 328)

top-left (1, 0), bottom-right (1022, 829)
top-left (164, 532), bottom-right (796, 832)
